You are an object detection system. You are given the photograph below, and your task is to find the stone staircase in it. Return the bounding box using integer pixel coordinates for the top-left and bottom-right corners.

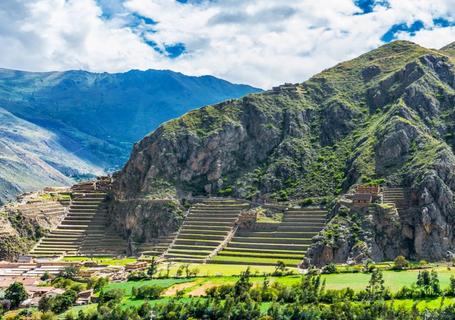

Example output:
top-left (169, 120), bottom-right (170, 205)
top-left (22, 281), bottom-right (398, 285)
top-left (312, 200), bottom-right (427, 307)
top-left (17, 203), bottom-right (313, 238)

top-left (77, 197), bottom-right (127, 257)
top-left (137, 233), bottom-right (177, 257)
top-left (30, 179), bottom-right (127, 257)
top-left (163, 199), bottom-right (248, 263)
top-left (383, 187), bottom-right (411, 218)
top-left (212, 207), bottom-right (327, 266)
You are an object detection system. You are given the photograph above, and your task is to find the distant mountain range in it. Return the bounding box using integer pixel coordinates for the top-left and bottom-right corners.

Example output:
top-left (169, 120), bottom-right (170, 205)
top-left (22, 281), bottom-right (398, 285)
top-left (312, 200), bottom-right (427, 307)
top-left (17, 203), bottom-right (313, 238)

top-left (0, 68), bottom-right (260, 203)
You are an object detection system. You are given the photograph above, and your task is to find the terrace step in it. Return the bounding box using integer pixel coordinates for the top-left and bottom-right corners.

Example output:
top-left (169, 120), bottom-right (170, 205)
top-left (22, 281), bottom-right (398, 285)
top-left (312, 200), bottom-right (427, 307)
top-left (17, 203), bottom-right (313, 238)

top-left (228, 241), bottom-right (309, 251)
top-left (231, 237), bottom-right (312, 245)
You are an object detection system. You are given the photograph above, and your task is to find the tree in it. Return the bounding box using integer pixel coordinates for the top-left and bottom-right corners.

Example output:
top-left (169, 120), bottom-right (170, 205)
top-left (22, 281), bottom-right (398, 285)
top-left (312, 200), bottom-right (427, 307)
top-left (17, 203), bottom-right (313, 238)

top-left (41, 271), bottom-right (51, 281)
top-left (274, 261), bottom-right (287, 275)
top-left (93, 277), bottom-right (109, 293)
top-left (5, 282), bottom-right (29, 308)
top-left (447, 275), bottom-right (455, 296)
top-left (166, 262), bottom-right (172, 278)
top-left (38, 295), bottom-right (52, 312)
top-left (234, 268), bottom-right (252, 299)
top-left (365, 269), bottom-right (385, 301)
top-left (176, 265), bottom-right (184, 278)
top-left (51, 290), bottom-right (77, 314)
top-left (147, 257), bottom-right (158, 278)
top-left (99, 289), bottom-right (124, 305)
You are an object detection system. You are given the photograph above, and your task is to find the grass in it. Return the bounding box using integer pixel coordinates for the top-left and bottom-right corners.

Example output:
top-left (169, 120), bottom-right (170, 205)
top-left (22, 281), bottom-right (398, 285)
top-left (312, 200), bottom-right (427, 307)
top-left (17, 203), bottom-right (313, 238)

top-left (104, 278), bottom-right (191, 295)
top-left (162, 263), bottom-right (282, 277)
top-left (62, 256), bottom-right (137, 266)
top-left (320, 267), bottom-right (455, 291)
top-left (218, 251), bottom-right (303, 259)
top-left (211, 255), bottom-right (301, 266)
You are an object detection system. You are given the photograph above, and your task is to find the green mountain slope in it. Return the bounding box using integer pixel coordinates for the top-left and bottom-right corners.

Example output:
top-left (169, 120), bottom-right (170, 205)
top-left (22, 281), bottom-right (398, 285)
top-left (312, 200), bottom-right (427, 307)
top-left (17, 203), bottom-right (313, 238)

top-left (113, 40), bottom-right (455, 262)
top-left (0, 69), bottom-right (260, 203)
top-left (0, 107), bottom-right (104, 204)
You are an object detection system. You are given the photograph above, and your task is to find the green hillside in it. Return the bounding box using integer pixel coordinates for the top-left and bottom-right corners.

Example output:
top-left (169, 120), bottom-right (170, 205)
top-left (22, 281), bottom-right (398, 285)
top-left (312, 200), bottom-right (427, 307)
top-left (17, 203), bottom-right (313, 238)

top-left (112, 40), bottom-right (455, 263)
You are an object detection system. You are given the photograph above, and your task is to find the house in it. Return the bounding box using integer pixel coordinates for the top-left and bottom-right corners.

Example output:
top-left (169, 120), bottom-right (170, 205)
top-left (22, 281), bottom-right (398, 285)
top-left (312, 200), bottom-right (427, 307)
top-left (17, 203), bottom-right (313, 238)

top-left (356, 185), bottom-right (380, 196)
top-left (20, 297), bottom-right (40, 308)
top-left (352, 193), bottom-right (373, 208)
top-left (17, 256), bottom-right (34, 264)
top-left (76, 290), bottom-right (93, 305)
top-left (125, 261), bottom-right (148, 271)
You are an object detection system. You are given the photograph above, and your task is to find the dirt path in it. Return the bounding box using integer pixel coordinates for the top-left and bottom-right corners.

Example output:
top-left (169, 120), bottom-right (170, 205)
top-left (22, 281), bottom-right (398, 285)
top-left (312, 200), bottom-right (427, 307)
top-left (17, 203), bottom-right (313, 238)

top-left (188, 282), bottom-right (218, 296)
top-left (163, 282), bottom-right (196, 296)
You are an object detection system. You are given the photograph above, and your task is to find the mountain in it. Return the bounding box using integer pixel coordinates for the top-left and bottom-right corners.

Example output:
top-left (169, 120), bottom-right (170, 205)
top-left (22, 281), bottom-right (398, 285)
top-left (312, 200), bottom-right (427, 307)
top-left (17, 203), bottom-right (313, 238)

top-left (112, 40), bottom-right (455, 263)
top-left (0, 69), bottom-right (260, 203)
top-left (0, 107), bottom-right (104, 204)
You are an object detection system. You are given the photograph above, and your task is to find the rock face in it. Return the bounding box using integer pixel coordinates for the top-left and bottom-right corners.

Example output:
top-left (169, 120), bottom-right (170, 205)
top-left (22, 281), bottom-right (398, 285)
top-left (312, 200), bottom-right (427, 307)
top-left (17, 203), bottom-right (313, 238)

top-left (107, 198), bottom-right (184, 245)
top-left (112, 40), bottom-right (455, 262)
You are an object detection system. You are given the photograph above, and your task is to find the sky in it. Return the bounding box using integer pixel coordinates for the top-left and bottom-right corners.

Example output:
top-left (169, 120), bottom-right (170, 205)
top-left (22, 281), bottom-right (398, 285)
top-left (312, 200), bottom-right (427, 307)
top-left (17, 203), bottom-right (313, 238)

top-left (0, 0), bottom-right (453, 88)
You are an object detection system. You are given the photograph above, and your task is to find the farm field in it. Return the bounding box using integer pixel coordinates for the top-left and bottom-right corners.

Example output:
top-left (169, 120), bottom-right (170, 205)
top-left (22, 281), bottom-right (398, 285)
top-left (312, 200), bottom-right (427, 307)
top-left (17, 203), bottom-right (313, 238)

top-left (63, 256), bottom-right (137, 266)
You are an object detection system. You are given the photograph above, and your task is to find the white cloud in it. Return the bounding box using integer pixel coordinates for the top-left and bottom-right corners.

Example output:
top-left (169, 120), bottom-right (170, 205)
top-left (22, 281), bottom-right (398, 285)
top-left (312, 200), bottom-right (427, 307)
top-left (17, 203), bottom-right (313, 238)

top-left (0, 0), bottom-right (453, 88)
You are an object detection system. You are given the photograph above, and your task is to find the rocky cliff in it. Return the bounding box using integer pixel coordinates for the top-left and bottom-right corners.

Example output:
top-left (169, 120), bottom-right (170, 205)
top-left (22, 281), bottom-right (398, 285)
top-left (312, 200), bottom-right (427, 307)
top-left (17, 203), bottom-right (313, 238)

top-left (112, 40), bottom-right (455, 262)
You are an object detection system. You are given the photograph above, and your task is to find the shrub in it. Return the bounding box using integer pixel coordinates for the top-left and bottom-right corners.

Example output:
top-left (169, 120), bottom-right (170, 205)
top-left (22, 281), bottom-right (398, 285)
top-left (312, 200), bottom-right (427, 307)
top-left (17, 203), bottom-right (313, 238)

top-left (99, 289), bottom-right (124, 304)
top-left (128, 270), bottom-right (148, 281)
top-left (321, 263), bottom-right (337, 274)
top-left (51, 290), bottom-right (77, 314)
top-left (392, 256), bottom-right (409, 270)
top-left (132, 285), bottom-right (164, 300)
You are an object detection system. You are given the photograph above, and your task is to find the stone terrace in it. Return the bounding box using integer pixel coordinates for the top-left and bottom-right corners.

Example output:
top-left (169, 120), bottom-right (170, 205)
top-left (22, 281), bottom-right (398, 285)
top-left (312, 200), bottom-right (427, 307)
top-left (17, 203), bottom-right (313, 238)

top-left (163, 199), bottom-right (248, 263)
top-left (212, 207), bottom-right (327, 266)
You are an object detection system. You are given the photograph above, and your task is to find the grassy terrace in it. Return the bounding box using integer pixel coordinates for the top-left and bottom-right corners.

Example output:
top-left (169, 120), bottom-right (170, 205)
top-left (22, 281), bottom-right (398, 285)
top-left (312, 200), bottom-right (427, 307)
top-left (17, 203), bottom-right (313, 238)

top-left (212, 207), bottom-right (326, 266)
top-left (164, 200), bottom-right (247, 263)
top-left (211, 255), bottom-right (301, 266)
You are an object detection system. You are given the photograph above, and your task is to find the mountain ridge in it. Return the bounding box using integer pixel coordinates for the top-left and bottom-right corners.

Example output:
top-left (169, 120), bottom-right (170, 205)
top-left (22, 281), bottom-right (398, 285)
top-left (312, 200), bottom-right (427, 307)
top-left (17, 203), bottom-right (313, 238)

top-left (111, 40), bottom-right (455, 263)
top-left (0, 68), bottom-right (260, 204)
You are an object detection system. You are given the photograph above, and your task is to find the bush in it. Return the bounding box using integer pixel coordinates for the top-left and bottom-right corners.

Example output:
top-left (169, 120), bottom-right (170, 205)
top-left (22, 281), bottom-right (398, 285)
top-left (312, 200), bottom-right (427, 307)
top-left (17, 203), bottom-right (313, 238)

top-left (392, 256), bottom-right (409, 270)
top-left (321, 263), bottom-right (337, 274)
top-left (99, 289), bottom-right (124, 304)
top-left (51, 290), bottom-right (77, 314)
top-left (127, 271), bottom-right (148, 281)
top-left (132, 285), bottom-right (164, 300)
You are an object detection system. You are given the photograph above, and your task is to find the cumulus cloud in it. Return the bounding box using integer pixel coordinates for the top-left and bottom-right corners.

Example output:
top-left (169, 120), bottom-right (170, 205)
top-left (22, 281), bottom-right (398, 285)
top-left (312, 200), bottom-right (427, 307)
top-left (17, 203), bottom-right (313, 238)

top-left (0, 0), bottom-right (453, 88)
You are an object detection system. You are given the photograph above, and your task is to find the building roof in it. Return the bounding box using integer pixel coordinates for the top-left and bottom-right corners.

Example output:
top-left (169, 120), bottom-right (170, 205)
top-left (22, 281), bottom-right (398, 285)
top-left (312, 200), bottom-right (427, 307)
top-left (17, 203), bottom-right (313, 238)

top-left (352, 193), bottom-right (373, 201)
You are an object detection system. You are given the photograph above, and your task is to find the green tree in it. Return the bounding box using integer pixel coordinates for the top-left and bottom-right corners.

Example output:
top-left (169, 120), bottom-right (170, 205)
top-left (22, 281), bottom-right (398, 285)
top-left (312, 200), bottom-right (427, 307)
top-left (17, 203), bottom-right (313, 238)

top-left (365, 269), bottom-right (385, 301)
top-left (41, 271), bottom-right (51, 281)
top-left (274, 261), bottom-right (287, 275)
top-left (234, 268), bottom-right (253, 299)
top-left (51, 290), bottom-right (77, 314)
top-left (38, 295), bottom-right (52, 312)
top-left (5, 281), bottom-right (29, 308)
top-left (147, 257), bottom-right (158, 278)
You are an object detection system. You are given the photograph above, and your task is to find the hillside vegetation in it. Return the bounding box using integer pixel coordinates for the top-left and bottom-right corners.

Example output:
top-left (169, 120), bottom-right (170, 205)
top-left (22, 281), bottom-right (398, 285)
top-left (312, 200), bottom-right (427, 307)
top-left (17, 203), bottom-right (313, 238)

top-left (113, 41), bottom-right (455, 262)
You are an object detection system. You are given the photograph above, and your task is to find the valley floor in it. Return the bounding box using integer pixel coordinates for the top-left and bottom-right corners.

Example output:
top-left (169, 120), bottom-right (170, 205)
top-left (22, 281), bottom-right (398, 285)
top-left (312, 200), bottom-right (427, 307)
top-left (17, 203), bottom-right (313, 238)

top-left (54, 259), bottom-right (455, 318)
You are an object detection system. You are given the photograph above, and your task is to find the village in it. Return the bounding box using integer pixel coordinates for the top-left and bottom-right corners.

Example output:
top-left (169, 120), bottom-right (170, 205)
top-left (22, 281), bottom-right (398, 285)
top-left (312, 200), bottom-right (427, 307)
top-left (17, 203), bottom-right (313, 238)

top-left (0, 255), bottom-right (150, 309)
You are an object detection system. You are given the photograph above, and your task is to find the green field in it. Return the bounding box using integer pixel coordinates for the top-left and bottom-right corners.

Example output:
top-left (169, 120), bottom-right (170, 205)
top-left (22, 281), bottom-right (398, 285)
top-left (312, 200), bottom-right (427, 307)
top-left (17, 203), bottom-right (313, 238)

top-left (63, 256), bottom-right (137, 266)
top-left (162, 263), bottom-right (282, 276)
top-left (105, 278), bottom-right (190, 295)
top-left (321, 268), bottom-right (455, 291)
top-left (211, 255), bottom-right (301, 266)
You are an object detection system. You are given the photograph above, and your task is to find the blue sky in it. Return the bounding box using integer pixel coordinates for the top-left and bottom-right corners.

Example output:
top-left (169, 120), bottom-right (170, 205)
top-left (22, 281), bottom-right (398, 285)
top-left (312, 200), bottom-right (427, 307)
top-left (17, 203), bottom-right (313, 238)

top-left (0, 0), bottom-right (453, 88)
